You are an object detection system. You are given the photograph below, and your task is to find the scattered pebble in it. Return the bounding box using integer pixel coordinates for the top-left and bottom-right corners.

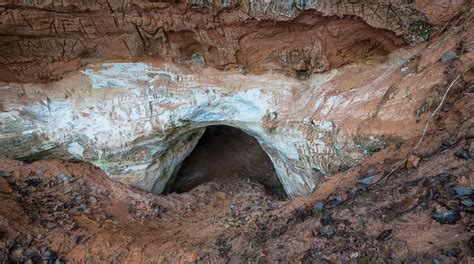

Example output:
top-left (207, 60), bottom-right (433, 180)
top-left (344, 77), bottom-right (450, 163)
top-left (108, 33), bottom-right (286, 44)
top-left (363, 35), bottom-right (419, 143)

top-left (25, 178), bottom-right (43, 187)
top-left (313, 201), bottom-right (325, 211)
top-left (320, 214), bottom-right (333, 225)
top-left (57, 174), bottom-right (71, 184)
top-left (443, 247), bottom-right (461, 257)
top-left (43, 221), bottom-right (58, 229)
top-left (461, 199), bottom-right (473, 207)
top-left (440, 50), bottom-right (457, 64)
top-left (454, 149), bottom-right (471, 160)
top-left (431, 173), bottom-right (451, 184)
top-left (432, 258), bottom-right (442, 264)
top-left (441, 102), bottom-right (452, 112)
top-left (376, 229), bottom-right (393, 241)
top-left (453, 186), bottom-right (473, 196)
top-left (71, 235), bottom-right (85, 245)
top-left (42, 250), bottom-right (59, 263)
top-left (319, 226), bottom-right (335, 237)
top-left (356, 175), bottom-right (379, 186)
top-left (326, 197), bottom-right (343, 207)
top-left (89, 196), bottom-right (98, 204)
top-left (0, 171), bottom-right (11, 177)
top-left (35, 169), bottom-right (46, 177)
top-left (406, 154), bottom-right (420, 168)
top-left (431, 210), bottom-right (461, 224)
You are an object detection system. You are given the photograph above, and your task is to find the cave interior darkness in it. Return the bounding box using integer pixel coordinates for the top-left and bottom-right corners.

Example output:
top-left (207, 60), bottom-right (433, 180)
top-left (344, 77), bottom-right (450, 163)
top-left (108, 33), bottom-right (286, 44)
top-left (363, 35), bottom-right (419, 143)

top-left (164, 125), bottom-right (286, 198)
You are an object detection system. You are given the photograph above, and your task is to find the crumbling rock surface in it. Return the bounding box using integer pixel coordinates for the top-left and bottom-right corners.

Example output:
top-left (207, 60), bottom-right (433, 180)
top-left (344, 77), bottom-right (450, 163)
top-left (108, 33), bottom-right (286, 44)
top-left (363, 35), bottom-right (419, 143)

top-left (0, 49), bottom-right (446, 196)
top-left (0, 0), bottom-right (469, 82)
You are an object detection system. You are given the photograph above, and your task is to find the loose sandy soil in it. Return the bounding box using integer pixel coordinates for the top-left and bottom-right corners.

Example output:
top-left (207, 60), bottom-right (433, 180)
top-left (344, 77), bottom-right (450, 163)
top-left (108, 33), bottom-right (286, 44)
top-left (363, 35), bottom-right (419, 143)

top-left (0, 81), bottom-right (472, 263)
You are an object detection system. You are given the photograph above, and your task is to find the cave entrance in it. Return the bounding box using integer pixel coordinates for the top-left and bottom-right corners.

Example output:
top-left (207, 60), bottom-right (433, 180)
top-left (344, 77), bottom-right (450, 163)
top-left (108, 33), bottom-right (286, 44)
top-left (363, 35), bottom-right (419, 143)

top-left (165, 125), bottom-right (286, 198)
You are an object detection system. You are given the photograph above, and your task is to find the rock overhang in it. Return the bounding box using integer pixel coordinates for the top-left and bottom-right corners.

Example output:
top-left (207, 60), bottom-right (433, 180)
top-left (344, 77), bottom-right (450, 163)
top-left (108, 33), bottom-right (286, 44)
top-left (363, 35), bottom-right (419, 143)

top-left (0, 51), bottom-right (431, 197)
top-left (4, 0), bottom-right (462, 82)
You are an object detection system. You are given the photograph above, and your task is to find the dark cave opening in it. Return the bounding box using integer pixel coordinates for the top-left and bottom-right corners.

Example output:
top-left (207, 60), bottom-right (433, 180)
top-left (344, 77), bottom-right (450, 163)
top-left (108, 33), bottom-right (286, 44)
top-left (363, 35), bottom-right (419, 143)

top-left (165, 125), bottom-right (286, 198)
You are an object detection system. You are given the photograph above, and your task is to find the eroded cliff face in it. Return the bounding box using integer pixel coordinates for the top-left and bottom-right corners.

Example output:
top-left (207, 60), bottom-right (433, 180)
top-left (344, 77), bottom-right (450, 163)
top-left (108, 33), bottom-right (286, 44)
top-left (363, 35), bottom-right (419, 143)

top-left (0, 0), bottom-right (468, 83)
top-left (0, 1), bottom-right (474, 263)
top-left (0, 1), bottom-right (473, 197)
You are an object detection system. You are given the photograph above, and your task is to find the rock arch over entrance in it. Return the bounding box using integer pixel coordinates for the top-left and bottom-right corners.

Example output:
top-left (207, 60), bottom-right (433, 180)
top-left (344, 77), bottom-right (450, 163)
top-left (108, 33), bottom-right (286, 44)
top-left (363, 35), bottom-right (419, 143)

top-left (0, 61), bottom-right (405, 197)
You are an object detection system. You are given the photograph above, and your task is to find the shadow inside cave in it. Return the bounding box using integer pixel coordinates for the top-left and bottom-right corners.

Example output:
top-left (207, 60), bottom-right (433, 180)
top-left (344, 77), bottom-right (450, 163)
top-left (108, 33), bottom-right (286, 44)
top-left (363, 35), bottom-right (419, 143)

top-left (164, 125), bottom-right (286, 198)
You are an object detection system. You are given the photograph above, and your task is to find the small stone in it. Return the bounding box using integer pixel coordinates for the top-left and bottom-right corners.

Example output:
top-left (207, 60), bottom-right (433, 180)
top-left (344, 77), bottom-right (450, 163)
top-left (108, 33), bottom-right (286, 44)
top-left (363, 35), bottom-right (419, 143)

top-left (23, 247), bottom-right (41, 262)
top-left (237, 216), bottom-right (246, 225)
top-left (326, 197), bottom-right (343, 207)
top-left (71, 235), bottom-right (84, 245)
top-left (320, 214), bottom-right (333, 226)
top-left (406, 154), bottom-right (420, 168)
top-left (432, 258), bottom-right (442, 264)
top-left (189, 52), bottom-right (206, 68)
top-left (441, 102), bottom-right (452, 112)
top-left (431, 210), bottom-right (461, 224)
top-left (26, 178), bottom-right (43, 187)
top-left (238, 65), bottom-right (250, 74)
top-left (376, 229), bottom-right (393, 241)
top-left (454, 149), bottom-right (471, 160)
top-left (89, 196), bottom-right (98, 204)
top-left (453, 186), bottom-right (473, 196)
top-left (443, 247), bottom-right (461, 257)
top-left (57, 174), bottom-right (71, 184)
top-left (53, 204), bottom-right (62, 211)
top-left (319, 225), bottom-right (335, 237)
top-left (432, 173), bottom-right (450, 185)
top-left (0, 171), bottom-right (11, 177)
top-left (440, 50), bottom-right (457, 64)
top-left (42, 250), bottom-right (58, 263)
top-left (42, 250), bottom-right (52, 258)
top-left (461, 199), bottom-right (473, 207)
top-left (98, 188), bottom-right (110, 196)
top-left (35, 169), bottom-right (46, 177)
top-left (54, 257), bottom-right (65, 264)
top-left (356, 175), bottom-right (379, 186)
top-left (313, 201), bottom-right (325, 211)
top-left (44, 221), bottom-right (57, 229)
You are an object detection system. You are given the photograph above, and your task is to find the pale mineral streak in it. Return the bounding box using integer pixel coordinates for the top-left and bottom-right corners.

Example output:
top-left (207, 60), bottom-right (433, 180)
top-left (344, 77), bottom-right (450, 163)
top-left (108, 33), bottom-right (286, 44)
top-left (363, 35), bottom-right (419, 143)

top-left (0, 46), bottom-right (440, 196)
